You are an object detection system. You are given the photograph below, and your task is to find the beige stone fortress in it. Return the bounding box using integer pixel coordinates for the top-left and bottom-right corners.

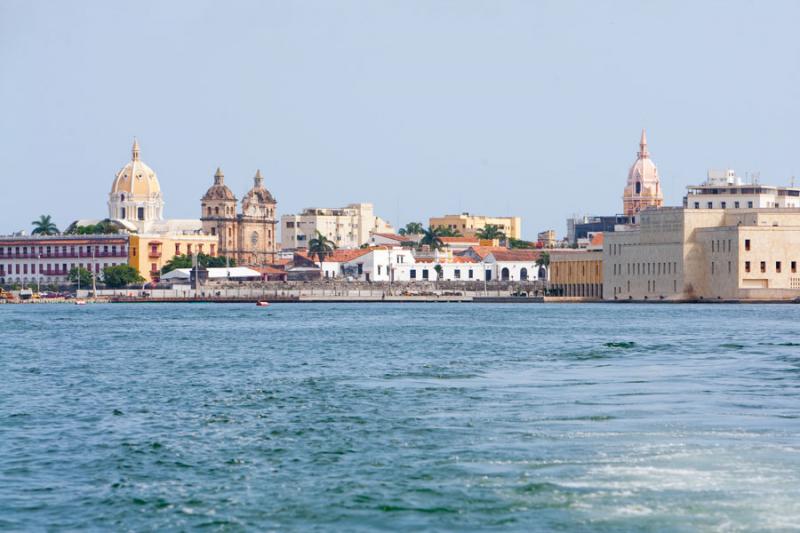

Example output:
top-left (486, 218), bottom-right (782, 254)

top-left (201, 168), bottom-right (278, 265)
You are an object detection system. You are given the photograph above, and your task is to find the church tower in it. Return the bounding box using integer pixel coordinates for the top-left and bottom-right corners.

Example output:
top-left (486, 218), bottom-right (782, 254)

top-left (623, 129), bottom-right (663, 218)
top-left (239, 169), bottom-right (278, 265)
top-left (109, 139), bottom-right (164, 231)
top-left (201, 167), bottom-right (238, 258)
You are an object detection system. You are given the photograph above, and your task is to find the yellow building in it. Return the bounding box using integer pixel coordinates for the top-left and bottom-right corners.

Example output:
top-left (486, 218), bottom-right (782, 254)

top-left (429, 213), bottom-right (521, 240)
top-left (549, 249), bottom-right (603, 299)
top-left (129, 234), bottom-right (219, 281)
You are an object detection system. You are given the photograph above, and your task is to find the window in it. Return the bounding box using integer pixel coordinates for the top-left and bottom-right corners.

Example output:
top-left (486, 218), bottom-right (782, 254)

top-left (468, 270), bottom-right (474, 279)
top-left (776, 261), bottom-right (782, 273)
top-left (760, 261), bottom-right (766, 273)
top-left (377, 265), bottom-right (382, 275)
top-left (138, 207), bottom-right (145, 220)
top-left (454, 269), bottom-right (461, 279)
top-left (735, 201), bottom-right (740, 208)
top-left (175, 244), bottom-right (181, 255)
top-left (635, 181), bottom-right (641, 194)
top-left (121, 207), bottom-right (126, 219)
top-left (745, 261), bottom-right (751, 273)
top-left (707, 202), bottom-right (713, 208)
top-left (748, 201), bottom-right (753, 208)
top-left (792, 261), bottom-right (797, 274)
top-left (728, 261), bottom-right (731, 274)
top-left (745, 239), bottom-right (751, 251)
top-left (410, 269), bottom-right (416, 279)
top-left (711, 262), bottom-right (715, 275)
top-left (721, 202), bottom-right (727, 209)
top-left (694, 202), bottom-right (700, 209)
top-left (211, 227), bottom-right (216, 236)
top-left (422, 269), bottom-right (429, 279)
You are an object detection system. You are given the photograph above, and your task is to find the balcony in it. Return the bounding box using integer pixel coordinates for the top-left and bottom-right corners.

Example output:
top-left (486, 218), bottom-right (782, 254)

top-left (0, 251), bottom-right (127, 259)
top-left (148, 251), bottom-right (162, 258)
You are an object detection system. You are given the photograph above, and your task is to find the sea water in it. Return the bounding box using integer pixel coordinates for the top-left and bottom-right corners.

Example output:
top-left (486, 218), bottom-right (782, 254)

top-left (1, 303), bottom-right (799, 531)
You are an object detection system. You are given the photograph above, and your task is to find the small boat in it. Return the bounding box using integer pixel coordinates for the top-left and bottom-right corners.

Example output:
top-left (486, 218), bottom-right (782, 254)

top-left (74, 299), bottom-right (87, 306)
top-left (256, 301), bottom-right (269, 307)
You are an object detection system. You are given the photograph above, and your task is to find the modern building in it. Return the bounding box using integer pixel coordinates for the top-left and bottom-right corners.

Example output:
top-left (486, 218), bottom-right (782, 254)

top-left (549, 249), bottom-right (603, 298)
top-left (603, 207), bottom-right (800, 301)
top-left (623, 129), bottom-right (663, 218)
top-left (0, 235), bottom-right (129, 286)
top-left (684, 169), bottom-right (800, 210)
top-left (281, 203), bottom-right (393, 250)
top-left (537, 230), bottom-right (557, 248)
top-left (567, 214), bottom-right (634, 245)
top-left (428, 213), bottom-right (522, 240)
top-left (128, 233), bottom-right (219, 282)
top-left (201, 168), bottom-right (279, 265)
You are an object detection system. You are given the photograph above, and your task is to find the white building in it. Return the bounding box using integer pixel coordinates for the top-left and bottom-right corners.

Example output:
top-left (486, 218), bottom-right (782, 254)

top-left (281, 203), bottom-right (394, 250)
top-left (160, 266), bottom-right (262, 283)
top-left (684, 169), bottom-right (800, 210)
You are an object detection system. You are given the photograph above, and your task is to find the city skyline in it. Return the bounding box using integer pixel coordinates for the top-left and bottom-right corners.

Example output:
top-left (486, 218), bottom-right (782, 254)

top-left (3, 1), bottom-right (800, 237)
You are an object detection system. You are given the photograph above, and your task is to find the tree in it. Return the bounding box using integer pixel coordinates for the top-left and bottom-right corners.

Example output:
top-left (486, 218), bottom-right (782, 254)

top-left (475, 224), bottom-right (506, 241)
top-left (308, 231), bottom-right (336, 264)
top-left (419, 226), bottom-right (445, 250)
top-left (31, 215), bottom-right (59, 235)
top-left (509, 238), bottom-right (536, 249)
top-left (103, 265), bottom-right (144, 288)
top-left (535, 252), bottom-right (550, 268)
top-left (433, 264), bottom-right (443, 280)
top-left (66, 220), bottom-right (120, 235)
top-left (398, 222), bottom-right (425, 236)
top-left (161, 253), bottom-right (236, 274)
top-left (435, 225), bottom-right (462, 237)
top-left (68, 266), bottom-right (93, 287)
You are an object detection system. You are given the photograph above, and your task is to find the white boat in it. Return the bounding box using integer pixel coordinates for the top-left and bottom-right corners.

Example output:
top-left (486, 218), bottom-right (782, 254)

top-left (256, 301), bottom-right (269, 307)
top-left (74, 299), bottom-right (87, 306)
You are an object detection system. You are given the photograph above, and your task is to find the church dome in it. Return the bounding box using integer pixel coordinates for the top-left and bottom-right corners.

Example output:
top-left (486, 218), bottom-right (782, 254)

top-left (202, 167), bottom-right (236, 201)
top-left (243, 169), bottom-right (276, 205)
top-left (623, 129), bottom-right (663, 216)
top-left (110, 139), bottom-right (161, 196)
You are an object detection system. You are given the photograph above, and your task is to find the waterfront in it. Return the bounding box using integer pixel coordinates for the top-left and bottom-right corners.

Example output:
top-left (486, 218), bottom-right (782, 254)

top-left (1, 303), bottom-right (799, 531)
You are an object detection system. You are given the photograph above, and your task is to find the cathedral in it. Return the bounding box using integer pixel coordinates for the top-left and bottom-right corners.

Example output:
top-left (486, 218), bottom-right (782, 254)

top-left (623, 129), bottom-right (663, 217)
top-left (201, 168), bottom-right (278, 265)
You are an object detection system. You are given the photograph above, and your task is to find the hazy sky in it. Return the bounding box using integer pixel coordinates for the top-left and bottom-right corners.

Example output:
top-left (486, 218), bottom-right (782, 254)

top-left (2, 1), bottom-right (800, 238)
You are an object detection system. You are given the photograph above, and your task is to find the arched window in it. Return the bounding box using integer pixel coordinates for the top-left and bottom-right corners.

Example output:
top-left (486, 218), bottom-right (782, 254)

top-left (501, 267), bottom-right (510, 281)
top-left (215, 206), bottom-right (219, 216)
top-left (635, 181), bottom-right (641, 194)
top-left (520, 267), bottom-right (528, 280)
top-left (207, 207), bottom-right (212, 216)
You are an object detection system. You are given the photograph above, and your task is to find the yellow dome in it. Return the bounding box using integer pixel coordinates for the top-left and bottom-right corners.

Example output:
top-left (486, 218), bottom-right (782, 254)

top-left (110, 139), bottom-right (161, 196)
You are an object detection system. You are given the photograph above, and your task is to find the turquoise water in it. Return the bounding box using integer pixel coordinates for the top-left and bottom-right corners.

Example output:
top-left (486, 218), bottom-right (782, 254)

top-left (1, 303), bottom-right (799, 531)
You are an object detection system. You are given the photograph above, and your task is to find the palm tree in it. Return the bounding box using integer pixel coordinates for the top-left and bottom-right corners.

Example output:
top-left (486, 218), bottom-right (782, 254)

top-left (475, 224), bottom-right (506, 241)
top-left (31, 215), bottom-right (59, 235)
top-left (308, 231), bottom-right (336, 264)
top-left (535, 252), bottom-right (550, 268)
top-left (419, 226), bottom-right (444, 250)
top-left (398, 222), bottom-right (425, 236)
top-left (435, 225), bottom-right (462, 237)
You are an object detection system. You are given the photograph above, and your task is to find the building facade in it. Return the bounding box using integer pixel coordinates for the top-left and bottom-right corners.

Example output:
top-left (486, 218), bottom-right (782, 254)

top-left (201, 168), bottom-right (278, 265)
top-left (684, 170), bottom-right (800, 210)
top-left (429, 213), bottom-right (521, 240)
top-left (128, 233), bottom-right (219, 282)
top-left (603, 207), bottom-right (800, 301)
top-left (549, 249), bottom-right (603, 298)
top-left (281, 203), bottom-right (393, 250)
top-left (0, 235), bottom-right (129, 286)
top-left (623, 130), bottom-right (663, 217)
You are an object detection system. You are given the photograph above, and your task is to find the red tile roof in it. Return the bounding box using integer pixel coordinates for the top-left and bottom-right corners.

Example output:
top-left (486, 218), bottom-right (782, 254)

top-left (415, 256), bottom-right (478, 264)
top-left (440, 236), bottom-right (480, 244)
top-left (459, 245), bottom-right (508, 259)
top-left (488, 249), bottom-right (542, 262)
top-left (372, 233), bottom-right (407, 241)
top-left (295, 247), bottom-right (378, 263)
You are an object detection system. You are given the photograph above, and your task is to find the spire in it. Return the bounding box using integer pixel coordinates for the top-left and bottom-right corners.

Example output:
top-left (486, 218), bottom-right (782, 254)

top-left (132, 138), bottom-right (140, 161)
top-left (214, 167), bottom-right (224, 184)
top-left (253, 169), bottom-right (264, 187)
top-left (638, 129), bottom-right (649, 159)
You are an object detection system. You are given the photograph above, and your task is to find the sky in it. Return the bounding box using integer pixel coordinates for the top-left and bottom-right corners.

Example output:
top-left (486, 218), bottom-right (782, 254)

top-left (2, 0), bottom-right (800, 239)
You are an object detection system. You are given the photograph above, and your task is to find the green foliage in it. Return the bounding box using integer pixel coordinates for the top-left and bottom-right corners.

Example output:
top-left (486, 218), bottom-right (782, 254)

top-left (434, 225), bottom-right (462, 237)
top-left (31, 215), bottom-right (59, 235)
top-left (161, 253), bottom-right (236, 274)
top-left (66, 221), bottom-right (120, 235)
top-left (398, 222), bottom-right (425, 236)
top-left (509, 238), bottom-right (537, 249)
top-left (68, 266), bottom-right (93, 287)
top-left (535, 252), bottom-right (550, 267)
top-left (419, 226), bottom-right (445, 250)
top-left (103, 265), bottom-right (144, 288)
top-left (433, 264), bottom-right (443, 279)
top-left (308, 231), bottom-right (336, 263)
top-left (475, 224), bottom-right (506, 241)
